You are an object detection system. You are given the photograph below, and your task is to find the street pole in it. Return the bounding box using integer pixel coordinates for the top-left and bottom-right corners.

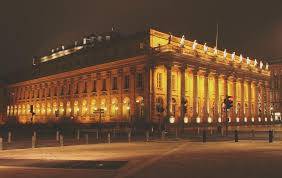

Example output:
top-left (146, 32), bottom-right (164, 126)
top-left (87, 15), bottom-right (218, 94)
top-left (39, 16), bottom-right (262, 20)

top-left (226, 108), bottom-right (228, 136)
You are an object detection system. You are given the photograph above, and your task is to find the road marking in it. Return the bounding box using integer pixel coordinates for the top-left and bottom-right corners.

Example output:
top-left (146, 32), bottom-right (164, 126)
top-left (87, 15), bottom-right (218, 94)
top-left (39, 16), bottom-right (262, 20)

top-left (114, 141), bottom-right (188, 178)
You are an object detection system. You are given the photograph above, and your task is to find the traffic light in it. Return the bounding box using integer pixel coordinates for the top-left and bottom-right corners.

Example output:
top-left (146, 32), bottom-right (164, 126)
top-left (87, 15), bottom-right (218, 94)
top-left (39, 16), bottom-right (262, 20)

top-left (181, 97), bottom-right (188, 114)
top-left (30, 105), bottom-right (33, 113)
top-left (30, 105), bottom-right (36, 116)
top-left (156, 103), bottom-right (164, 113)
top-left (225, 96), bottom-right (233, 109)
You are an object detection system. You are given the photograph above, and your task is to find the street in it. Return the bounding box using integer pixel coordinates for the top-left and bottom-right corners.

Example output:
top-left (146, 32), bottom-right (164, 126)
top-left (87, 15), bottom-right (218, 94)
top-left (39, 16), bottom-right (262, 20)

top-left (0, 140), bottom-right (281, 178)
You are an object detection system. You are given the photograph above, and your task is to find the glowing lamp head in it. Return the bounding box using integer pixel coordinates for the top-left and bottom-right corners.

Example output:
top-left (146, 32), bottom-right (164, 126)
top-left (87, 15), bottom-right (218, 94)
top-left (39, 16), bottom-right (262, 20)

top-left (264, 117), bottom-right (268, 122)
top-left (184, 116), bottom-right (188, 124)
top-left (251, 117), bottom-right (255, 122)
top-left (236, 117), bottom-right (240, 123)
top-left (208, 116), bottom-right (212, 123)
top-left (218, 117), bottom-right (222, 123)
top-left (169, 116), bottom-right (175, 124)
top-left (196, 117), bottom-right (201, 123)
top-left (258, 117), bottom-right (261, 122)
top-left (244, 117), bottom-right (247, 122)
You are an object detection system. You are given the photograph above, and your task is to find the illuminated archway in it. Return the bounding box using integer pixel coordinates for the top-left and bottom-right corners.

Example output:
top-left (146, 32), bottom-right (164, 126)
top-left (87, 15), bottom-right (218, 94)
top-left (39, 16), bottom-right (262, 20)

top-left (122, 97), bottom-right (130, 119)
top-left (111, 98), bottom-right (119, 118)
top-left (74, 100), bottom-right (79, 116)
top-left (136, 96), bottom-right (144, 119)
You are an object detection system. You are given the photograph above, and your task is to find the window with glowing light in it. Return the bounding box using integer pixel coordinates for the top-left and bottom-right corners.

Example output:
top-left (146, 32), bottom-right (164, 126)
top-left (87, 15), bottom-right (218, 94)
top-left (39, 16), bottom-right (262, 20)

top-left (124, 75), bottom-right (130, 89)
top-left (157, 73), bottom-right (162, 89)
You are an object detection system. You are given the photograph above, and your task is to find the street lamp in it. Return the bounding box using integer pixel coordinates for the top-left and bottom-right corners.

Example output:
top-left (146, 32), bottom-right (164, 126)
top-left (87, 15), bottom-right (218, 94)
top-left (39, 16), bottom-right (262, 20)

top-left (169, 115), bottom-right (175, 124)
top-left (208, 116), bottom-right (212, 123)
top-left (196, 116), bottom-right (201, 123)
top-left (184, 116), bottom-right (188, 124)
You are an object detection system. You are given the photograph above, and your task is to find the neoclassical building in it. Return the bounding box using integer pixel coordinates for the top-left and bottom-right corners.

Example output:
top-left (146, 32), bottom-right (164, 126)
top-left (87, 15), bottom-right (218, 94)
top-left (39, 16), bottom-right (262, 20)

top-left (5, 29), bottom-right (271, 124)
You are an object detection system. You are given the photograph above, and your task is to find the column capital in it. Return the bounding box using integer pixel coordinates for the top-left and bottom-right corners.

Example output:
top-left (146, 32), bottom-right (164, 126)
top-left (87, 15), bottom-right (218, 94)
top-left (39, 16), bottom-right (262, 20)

top-left (180, 64), bottom-right (187, 72)
top-left (165, 63), bottom-right (173, 71)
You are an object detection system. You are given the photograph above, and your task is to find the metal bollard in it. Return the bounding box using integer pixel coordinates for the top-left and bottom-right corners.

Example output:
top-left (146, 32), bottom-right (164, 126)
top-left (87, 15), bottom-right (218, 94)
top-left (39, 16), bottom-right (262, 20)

top-left (251, 129), bottom-right (255, 138)
top-left (234, 130), bottom-right (239, 142)
top-left (85, 134), bottom-right (89, 144)
top-left (128, 132), bottom-right (131, 143)
top-left (33, 131), bottom-right (37, 138)
top-left (113, 128), bottom-right (116, 138)
top-left (221, 128), bottom-right (224, 137)
top-left (56, 130), bottom-right (59, 141)
top-left (96, 131), bottom-right (99, 140)
top-left (0, 138), bottom-right (3, 150)
top-left (60, 135), bottom-right (64, 146)
top-left (269, 130), bottom-right (273, 143)
top-left (210, 127), bottom-right (213, 136)
top-left (203, 129), bottom-right (207, 143)
top-left (146, 131), bottom-right (149, 142)
top-left (161, 131), bottom-right (165, 140)
top-left (8, 131), bottom-right (12, 143)
top-left (197, 127), bottom-right (200, 135)
top-left (77, 129), bottom-right (80, 141)
top-left (175, 128), bottom-right (178, 139)
top-left (107, 133), bottom-right (111, 144)
top-left (32, 136), bottom-right (36, 148)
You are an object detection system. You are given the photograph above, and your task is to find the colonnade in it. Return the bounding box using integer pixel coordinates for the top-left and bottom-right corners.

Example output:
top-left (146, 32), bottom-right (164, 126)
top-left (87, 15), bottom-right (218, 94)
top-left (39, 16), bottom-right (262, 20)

top-left (151, 64), bottom-right (271, 124)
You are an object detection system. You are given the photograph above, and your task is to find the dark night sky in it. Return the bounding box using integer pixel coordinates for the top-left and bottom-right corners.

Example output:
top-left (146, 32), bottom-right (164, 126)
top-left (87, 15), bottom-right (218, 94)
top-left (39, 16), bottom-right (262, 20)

top-left (1, 0), bottom-right (282, 79)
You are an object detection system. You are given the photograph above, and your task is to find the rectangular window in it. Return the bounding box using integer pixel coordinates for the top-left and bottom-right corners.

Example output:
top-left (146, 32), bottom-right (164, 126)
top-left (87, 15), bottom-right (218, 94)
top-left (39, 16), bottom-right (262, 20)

top-left (54, 87), bottom-right (57, 96)
top-left (61, 86), bottom-right (64, 95)
top-left (75, 83), bottom-right (79, 94)
top-left (157, 73), bottom-right (162, 89)
top-left (102, 79), bottom-right (107, 91)
top-left (84, 81), bottom-right (87, 93)
top-left (124, 75), bottom-right (130, 89)
top-left (67, 84), bottom-right (70, 95)
top-left (112, 77), bottom-right (118, 90)
top-left (92, 80), bottom-right (97, 92)
top-left (172, 75), bottom-right (176, 90)
top-left (137, 73), bottom-right (143, 88)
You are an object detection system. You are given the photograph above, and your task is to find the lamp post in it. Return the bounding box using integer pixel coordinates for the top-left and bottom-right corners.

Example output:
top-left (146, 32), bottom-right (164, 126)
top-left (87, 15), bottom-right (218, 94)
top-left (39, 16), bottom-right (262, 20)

top-left (93, 108), bottom-right (105, 139)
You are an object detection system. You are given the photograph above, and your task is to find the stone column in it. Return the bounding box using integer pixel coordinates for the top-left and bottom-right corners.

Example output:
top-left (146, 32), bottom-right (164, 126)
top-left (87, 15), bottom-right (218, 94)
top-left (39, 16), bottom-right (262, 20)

top-left (129, 67), bottom-right (136, 118)
top-left (260, 82), bottom-right (265, 119)
top-left (192, 68), bottom-right (198, 120)
top-left (223, 75), bottom-right (228, 99)
top-left (166, 64), bottom-right (172, 116)
top-left (240, 78), bottom-right (245, 120)
top-left (203, 71), bottom-right (209, 123)
top-left (151, 65), bottom-right (156, 121)
top-left (144, 66), bottom-right (150, 122)
top-left (214, 73), bottom-right (219, 120)
top-left (118, 69), bottom-right (123, 120)
top-left (180, 65), bottom-right (186, 121)
top-left (222, 75), bottom-right (228, 122)
top-left (247, 80), bottom-right (252, 119)
top-left (265, 81), bottom-right (271, 118)
top-left (232, 77), bottom-right (237, 122)
top-left (253, 81), bottom-right (258, 120)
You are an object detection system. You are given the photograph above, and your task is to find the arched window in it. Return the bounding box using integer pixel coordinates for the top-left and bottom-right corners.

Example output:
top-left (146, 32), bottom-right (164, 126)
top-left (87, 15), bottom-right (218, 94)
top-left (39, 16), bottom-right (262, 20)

top-left (123, 97), bottom-right (130, 119)
top-left (136, 96), bottom-right (144, 119)
top-left (81, 100), bottom-right (87, 116)
top-left (66, 101), bottom-right (71, 116)
top-left (90, 99), bottom-right (96, 115)
top-left (111, 98), bottom-right (119, 118)
top-left (156, 97), bottom-right (164, 113)
top-left (74, 101), bottom-right (79, 116)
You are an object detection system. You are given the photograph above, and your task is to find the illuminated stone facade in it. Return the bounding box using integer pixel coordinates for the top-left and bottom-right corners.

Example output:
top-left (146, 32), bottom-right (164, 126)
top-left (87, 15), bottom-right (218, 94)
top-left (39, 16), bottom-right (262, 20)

top-left (270, 61), bottom-right (282, 120)
top-left (6, 29), bottom-right (271, 124)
